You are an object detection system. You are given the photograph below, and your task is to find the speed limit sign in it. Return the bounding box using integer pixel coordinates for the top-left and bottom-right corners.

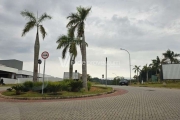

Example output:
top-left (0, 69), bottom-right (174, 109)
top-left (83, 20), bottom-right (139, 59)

top-left (41, 51), bottom-right (49, 59)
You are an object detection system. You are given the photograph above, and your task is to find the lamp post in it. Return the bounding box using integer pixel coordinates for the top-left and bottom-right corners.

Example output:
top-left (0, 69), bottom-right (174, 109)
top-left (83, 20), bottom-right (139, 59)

top-left (120, 48), bottom-right (131, 84)
top-left (112, 73), bottom-right (117, 85)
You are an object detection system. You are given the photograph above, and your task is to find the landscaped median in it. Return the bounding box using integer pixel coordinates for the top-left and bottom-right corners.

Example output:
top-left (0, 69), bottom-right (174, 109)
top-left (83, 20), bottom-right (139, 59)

top-left (130, 82), bottom-right (180, 89)
top-left (0, 80), bottom-right (114, 100)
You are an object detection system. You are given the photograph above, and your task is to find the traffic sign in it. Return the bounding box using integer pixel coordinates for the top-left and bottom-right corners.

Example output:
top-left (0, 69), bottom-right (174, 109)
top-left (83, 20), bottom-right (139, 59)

top-left (41, 51), bottom-right (49, 59)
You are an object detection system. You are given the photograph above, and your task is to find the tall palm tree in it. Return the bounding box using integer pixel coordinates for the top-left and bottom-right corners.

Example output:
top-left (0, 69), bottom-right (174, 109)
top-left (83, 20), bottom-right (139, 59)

top-left (56, 29), bottom-right (84, 79)
top-left (66, 6), bottom-right (91, 89)
top-left (132, 65), bottom-right (141, 82)
top-left (142, 64), bottom-right (151, 82)
top-left (162, 49), bottom-right (180, 64)
top-left (21, 10), bottom-right (51, 82)
top-left (150, 56), bottom-right (161, 75)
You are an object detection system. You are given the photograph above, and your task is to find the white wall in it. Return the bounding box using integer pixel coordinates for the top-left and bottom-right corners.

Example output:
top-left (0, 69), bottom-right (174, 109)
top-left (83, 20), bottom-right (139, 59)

top-left (162, 64), bottom-right (180, 79)
top-left (17, 70), bottom-right (53, 78)
top-left (63, 72), bottom-right (80, 79)
top-left (0, 65), bottom-right (18, 73)
top-left (3, 77), bottom-right (63, 84)
top-left (3, 78), bottom-right (17, 84)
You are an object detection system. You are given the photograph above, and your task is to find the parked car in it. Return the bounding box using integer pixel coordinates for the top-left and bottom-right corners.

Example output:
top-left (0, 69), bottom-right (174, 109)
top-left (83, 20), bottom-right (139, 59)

top-left (119, 79), bottom-right (129, 86)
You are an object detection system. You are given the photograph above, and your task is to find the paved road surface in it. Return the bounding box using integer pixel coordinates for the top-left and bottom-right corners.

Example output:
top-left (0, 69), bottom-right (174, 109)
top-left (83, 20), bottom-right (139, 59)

top-left (0, 86), bottom-right (180, 120)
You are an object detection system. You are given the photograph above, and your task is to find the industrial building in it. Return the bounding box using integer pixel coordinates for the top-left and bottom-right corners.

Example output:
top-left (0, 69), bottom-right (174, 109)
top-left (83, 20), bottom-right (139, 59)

top-left (0, 59), bottom-right (53, 79)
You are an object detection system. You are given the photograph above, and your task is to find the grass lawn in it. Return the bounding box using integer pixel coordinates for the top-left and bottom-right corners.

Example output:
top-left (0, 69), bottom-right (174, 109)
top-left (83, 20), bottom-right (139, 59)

top-left (130, 82), bottom-right (180, 89)
top-left (0, 84), bottom-right (15, 87)
top-left (2, 86), bottom-right (113, 98)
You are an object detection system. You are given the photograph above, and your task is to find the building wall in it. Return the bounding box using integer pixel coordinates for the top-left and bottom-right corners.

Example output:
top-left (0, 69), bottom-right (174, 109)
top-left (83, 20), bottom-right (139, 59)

top-left (0, 59), bottom-right (23, 70)
top-left (2, 77), bottom-right (63, 84)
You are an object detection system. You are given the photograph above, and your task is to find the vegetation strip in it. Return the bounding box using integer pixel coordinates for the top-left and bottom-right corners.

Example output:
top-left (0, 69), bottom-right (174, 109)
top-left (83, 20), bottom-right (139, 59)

top-left (0, 89), bottom-right (115, 100)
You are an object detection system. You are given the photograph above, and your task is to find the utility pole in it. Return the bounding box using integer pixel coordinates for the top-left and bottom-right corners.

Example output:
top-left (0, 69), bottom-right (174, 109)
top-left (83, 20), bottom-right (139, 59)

top-left (106, 57), bottom-right (107, 87)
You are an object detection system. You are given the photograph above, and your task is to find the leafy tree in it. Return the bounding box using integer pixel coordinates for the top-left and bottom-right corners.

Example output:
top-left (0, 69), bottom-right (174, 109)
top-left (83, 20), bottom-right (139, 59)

top-left (113, 76), bottom-right (124, 85)
top-left (21, 10), bottom-right (51, 82)
top-left (67, 6), bottom-right (91, 89)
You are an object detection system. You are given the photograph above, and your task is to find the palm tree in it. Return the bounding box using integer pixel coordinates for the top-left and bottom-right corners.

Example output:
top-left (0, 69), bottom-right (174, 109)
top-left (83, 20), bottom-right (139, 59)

top-left (150, 56), bottom-right (161, 75)
top-left (66, 6), bottom-right (91, 89)
top-left (21, 10), bottom-right (51, 82)
top-left (162, 49), bottom-right (180, 64)
top-left (56, 29), bottom-right (83, 79)
top-left (142, 64), bottom-right (151, 82)
top-left (132, 65), bottom-right (141, 82)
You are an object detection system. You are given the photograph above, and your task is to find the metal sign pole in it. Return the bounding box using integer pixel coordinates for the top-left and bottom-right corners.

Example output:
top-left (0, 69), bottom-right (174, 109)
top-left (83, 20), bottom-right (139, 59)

top-left (42, 59), bottom-right (46, 94)
top-left (39, 64), bottom-right (40, 81)
top-left (106, 57), bottom-right (107, 87)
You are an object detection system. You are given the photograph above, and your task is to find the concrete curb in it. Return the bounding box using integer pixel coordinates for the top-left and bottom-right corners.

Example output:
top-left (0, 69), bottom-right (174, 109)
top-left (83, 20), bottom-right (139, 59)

top-left (0, 89), bottom-right (115, 100)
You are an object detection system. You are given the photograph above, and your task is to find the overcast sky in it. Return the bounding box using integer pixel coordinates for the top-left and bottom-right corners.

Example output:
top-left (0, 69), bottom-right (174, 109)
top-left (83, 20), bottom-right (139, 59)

top-left (1, 0), bottom-right (180, 79)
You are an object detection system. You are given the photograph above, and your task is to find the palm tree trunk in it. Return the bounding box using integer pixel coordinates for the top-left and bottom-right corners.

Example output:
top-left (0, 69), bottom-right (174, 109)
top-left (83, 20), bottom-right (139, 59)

top-left (69, 54), bottom-right (73, 79)
top-left (147, 71), bottom-right (148, 82)
top-left (137, 72), bottom-right (139, 83)
top-left (33, 28), bottom-right (40, 82)
top-left (82, 34), bottom-right (87, 89)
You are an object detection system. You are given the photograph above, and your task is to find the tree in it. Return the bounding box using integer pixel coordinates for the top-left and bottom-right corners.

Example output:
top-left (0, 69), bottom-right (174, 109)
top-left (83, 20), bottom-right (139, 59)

top-left (132, 65), bottom-right (141, 82)
top-left (113, 76), bottom-right (124, 85)
top-left (162, 49), bottom-right (180, 64)
top-left (21, 10), bottom-right (51, 82)
top-left (150, 56), bottom-right (161, 75)
top-left (56, 29), bottom-right (83, 79)
top-left (142, 64), bottom-right (151, 82)
top-left (67, 6), bottom-right (91, 89)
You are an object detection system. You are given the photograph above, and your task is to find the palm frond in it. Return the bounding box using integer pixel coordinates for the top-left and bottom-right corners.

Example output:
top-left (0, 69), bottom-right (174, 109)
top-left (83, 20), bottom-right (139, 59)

top-left (56, 35), bottom-right (69, 49)
top-left (21, 10), bottom-right (36, 22)
top-left (22, 21), bottom-right (36, 36)
top-left (39, 25), bottom-right (47, 39)
top-left (62, 44), bottom-right (69, 59)
top-left (38, 13), bottom-right (52, 23)
top-left (68, 27), bottom-right (75, 38)
top-left (70, 43), bottom-right (77, 58)
top-left (77, 22), bottom-right (84, 37)
top-left (77, 6), bottom-right (91, 20)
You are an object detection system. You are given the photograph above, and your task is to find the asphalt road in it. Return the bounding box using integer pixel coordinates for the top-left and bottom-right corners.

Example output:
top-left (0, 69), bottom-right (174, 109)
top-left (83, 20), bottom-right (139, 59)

top-left (0, 86), bottom-right (180, 120)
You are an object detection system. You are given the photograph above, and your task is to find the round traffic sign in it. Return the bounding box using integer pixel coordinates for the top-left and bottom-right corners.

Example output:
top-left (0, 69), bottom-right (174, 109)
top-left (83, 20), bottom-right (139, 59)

top-left (41, 51), bottom-right (49, 59)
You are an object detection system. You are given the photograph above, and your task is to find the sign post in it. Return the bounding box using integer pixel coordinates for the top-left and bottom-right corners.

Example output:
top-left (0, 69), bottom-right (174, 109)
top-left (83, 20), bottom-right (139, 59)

top-left (102, 74), bottom-right (104, 84)
top-left (41, 51), bottom-right (49, 94)
top-left (38, 59), bottom-right (42, 81)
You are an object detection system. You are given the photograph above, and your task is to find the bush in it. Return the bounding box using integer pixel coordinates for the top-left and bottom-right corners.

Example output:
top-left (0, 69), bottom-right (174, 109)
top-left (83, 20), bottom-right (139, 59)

top-left (12, 84), bottom-right (23, 95)
top-left (22, 81), bottom-right (33, 92)
top-left (32, 82), bottom-right (43, 92)
top-left (69, 80), bottom-right (83, 92)
top-left (60, 81), bottom-right (71, 91)
top-left (87, 82), bottom-right (92, 91)
top-left (7, 88), bottom-right (12, 92)
top-left (47, 82), bottom-right (62, 94)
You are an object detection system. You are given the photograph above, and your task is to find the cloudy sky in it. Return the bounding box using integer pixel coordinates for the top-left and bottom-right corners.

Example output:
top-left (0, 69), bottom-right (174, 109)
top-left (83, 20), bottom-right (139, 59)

top-left (1, 0), bottom-right (180, 79)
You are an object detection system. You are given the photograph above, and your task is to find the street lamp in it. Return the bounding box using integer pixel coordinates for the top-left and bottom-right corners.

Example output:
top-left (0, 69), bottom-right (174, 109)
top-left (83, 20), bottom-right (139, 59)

top-left (120, 48), bottom-right (131, 84)
top-left (112, 73), bottom-right (117, 85)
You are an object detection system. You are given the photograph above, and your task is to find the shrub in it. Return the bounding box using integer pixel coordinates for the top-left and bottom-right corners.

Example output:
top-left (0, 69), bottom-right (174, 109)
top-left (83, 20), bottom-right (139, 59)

top-left (60, 81), bottom-right (71, 91)
top-left (7, 88), bottom-right (12, 92)
top-left (48, 82), bottom-right (62, 94)
top-left (87, 82), bottom-right (92, 91)
top-left (12, 84), bottom-right (23, 95)
top-left (69, 80), bottom-right (83, 92)
top-left (22, 81), bottom-right (33, 92)
top-left (32, 82), bottom-right (43, 92)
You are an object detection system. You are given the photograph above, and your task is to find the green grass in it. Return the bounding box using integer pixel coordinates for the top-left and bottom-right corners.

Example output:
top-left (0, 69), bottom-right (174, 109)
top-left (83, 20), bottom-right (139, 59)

top-left (0, 84), bottom-right (15, 87)
top-left (130, 82), bottom-right (180, 89)
top-left (2, 86), bottom-right (113, 98)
